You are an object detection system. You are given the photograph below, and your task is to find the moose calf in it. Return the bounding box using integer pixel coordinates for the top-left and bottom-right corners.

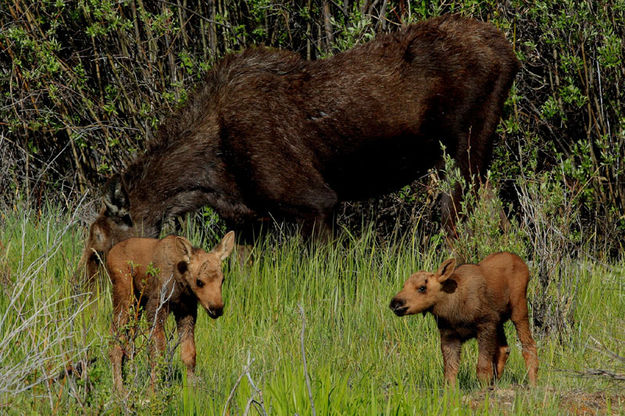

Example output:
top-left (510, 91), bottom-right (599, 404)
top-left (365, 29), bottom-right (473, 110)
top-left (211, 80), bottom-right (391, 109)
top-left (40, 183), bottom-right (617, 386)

top-left (389, 252), bottom-right (538, 386)
top-left (106, 231), bottom-right (234, 392)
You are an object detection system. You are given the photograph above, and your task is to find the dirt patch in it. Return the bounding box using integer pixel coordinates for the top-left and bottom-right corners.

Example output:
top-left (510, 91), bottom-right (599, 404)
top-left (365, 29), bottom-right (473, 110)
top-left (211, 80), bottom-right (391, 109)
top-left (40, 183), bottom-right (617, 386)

top-left (559, 390), bottom-right (625, 416)
top-left (462, 387), bottom-right (520, 413)
top-left (463, 386), bottom-right (625, 415)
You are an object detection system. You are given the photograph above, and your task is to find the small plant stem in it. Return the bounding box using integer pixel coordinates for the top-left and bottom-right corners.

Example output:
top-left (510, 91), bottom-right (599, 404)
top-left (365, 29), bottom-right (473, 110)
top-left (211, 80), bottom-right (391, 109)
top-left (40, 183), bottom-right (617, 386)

top-left (298, 303), bottom-right (316, 416)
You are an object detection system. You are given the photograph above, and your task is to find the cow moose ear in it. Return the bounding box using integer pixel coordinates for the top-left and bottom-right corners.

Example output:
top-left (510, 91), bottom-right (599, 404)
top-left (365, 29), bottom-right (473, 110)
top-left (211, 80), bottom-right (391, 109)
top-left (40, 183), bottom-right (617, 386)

top-left (175, 236), bottom-right (193, 264)
top-left (212, 231), bottom-right (235, 262)
top-left (436, 258), bottom-right (456, 282)
top-left (103, 175), bottom-right (132, 225)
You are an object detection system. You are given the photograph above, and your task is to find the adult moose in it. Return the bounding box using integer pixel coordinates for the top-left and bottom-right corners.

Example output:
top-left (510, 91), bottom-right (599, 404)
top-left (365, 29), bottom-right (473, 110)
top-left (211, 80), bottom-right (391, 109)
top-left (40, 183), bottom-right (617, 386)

top-left (78, 15), bottom-right (520, 284)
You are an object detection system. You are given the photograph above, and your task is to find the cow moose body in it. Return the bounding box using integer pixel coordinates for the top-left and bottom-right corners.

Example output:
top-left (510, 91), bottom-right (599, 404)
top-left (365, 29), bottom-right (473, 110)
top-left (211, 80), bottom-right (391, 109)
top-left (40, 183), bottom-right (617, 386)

top-left (390, 252), bottom-right (538, 386)
top-left (79, 15), bottom-right (520, 283)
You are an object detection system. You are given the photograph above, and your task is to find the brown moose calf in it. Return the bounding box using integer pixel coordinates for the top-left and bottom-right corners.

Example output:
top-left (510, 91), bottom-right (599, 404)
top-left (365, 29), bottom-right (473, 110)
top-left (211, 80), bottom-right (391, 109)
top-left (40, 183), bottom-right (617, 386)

top-left (106, 231), bottom-right (234, 392)
top-left (389, 252), bottom-right (538, 386)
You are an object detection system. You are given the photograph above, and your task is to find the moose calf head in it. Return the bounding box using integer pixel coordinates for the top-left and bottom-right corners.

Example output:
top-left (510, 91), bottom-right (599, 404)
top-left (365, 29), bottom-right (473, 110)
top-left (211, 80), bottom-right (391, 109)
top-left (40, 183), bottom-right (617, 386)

top-left (172, 231), bottom-right (235, 319)
top-left (389, 258), bottom-right (457, 316)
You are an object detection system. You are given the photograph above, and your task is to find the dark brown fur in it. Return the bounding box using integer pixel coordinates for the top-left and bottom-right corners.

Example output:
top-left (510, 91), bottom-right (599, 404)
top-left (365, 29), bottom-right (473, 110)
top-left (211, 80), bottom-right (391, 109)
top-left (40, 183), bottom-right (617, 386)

top-left (106, 231), bottom-right (234, 393)
top-left (79, 15), bottom-right (520, 284)
top-left (389, 252), bottom-right (538, 386)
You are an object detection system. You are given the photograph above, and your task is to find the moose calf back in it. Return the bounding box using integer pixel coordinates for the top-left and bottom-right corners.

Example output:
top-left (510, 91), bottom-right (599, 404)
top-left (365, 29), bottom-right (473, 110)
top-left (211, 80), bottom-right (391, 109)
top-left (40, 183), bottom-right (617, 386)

top-left (106, 237), bottom-right (161, 289)
top-left (477, 252), bottom-right (531, 316)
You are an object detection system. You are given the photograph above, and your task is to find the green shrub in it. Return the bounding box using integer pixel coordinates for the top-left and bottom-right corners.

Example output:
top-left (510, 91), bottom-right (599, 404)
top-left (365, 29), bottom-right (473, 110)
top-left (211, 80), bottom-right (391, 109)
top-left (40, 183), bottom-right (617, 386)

top-left (1, 0), bottom-right (624, 252)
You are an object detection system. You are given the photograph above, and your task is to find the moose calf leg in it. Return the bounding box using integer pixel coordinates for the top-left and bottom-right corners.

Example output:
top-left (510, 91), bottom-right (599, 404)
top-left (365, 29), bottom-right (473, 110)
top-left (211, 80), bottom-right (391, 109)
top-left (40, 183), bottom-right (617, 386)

top-left (440, 334), bottom-right (462, 385)
top-left (494, 323), bottom-right (510, 380)
top-left (110, 340), bottom-right (125, 394)
top-left (149, 325), bottom-right (167, 390)
top-left (512, 306), bottom-right (538, 386)
top-left (476, 328), bottom-right (498, 386)
top-left (110, 280), bottom-right (132, 393)
top-left (175, 312), bottom-right (197, 382)
top-left (147, 306), bottom-right (168, 390)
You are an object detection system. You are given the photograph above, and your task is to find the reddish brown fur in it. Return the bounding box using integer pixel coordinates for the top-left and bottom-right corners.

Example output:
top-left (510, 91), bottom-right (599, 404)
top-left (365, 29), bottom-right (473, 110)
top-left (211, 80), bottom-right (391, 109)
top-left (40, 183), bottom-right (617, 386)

top-left (106, 231), bottom-right (234, 393)
top-left (78, 15), bottom-right (520, 284)
top-left (390, 252), bottom-right (538, 386)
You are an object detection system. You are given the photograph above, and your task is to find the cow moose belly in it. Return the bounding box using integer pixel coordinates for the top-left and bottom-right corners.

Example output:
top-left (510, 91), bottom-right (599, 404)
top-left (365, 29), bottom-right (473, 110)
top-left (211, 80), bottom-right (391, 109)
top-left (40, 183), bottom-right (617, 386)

top-left (322, 132), bottom-right (443, 200)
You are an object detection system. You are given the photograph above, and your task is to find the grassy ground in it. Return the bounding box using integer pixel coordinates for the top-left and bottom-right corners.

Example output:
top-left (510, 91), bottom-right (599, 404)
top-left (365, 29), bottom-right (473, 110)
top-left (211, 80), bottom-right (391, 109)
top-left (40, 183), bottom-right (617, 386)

top-left (0, 206), bottom-right (624, 415)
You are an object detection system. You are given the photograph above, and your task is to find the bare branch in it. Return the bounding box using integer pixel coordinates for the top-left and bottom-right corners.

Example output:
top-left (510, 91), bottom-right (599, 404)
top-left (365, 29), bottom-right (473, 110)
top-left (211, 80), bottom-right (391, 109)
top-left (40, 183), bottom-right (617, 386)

top-left (222, 355), bottom-right (256, 416)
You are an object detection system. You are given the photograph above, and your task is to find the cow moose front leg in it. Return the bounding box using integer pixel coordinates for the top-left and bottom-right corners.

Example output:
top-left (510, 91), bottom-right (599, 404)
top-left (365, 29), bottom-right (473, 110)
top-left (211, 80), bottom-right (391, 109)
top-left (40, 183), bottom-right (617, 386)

top-left (290, 180), bottom-right (337, 241)
top-left (174, 304), bottom-right (197, 383)
top-left (258, 163), bottom-right (337, 241)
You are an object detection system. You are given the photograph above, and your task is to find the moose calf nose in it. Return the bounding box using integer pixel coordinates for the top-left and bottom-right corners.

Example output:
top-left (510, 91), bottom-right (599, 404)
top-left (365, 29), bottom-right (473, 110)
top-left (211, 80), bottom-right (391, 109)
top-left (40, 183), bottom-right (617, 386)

top-left (208, 306), bottom-right (223, 319)
top-left (389, 297), bottom-right (405, 313)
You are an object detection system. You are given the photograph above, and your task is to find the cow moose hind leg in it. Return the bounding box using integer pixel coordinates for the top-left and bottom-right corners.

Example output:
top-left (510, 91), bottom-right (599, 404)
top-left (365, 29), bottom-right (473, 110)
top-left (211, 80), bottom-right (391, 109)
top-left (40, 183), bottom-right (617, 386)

top-left (443, 70), bottom-right (516, 238)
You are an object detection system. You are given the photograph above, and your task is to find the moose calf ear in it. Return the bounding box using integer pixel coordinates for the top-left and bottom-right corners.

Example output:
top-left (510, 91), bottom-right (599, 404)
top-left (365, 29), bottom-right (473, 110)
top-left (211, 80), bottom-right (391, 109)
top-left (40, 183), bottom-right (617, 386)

top-left (213, 231), bottom-right (235, 261)
top-left (103, 175), bottom-right (132, 225)
top-left (175, 236), bottom-right (193, 264)
top-left (436, 258), bottom-right (456, 282)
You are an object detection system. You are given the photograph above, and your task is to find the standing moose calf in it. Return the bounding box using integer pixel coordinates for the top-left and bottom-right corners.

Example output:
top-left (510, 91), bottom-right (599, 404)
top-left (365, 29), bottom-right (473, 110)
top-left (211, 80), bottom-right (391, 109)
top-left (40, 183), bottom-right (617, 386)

top-left (106, 231), bottom-right (234, 393)
top-left (389, 252), bottom-right (538, 386)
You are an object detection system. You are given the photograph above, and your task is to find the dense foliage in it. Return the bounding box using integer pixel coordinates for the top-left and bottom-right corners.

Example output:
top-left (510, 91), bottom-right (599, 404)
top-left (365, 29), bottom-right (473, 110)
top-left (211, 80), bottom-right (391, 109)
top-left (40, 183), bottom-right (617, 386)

top-left (1, 0), bottom-right (624, 250)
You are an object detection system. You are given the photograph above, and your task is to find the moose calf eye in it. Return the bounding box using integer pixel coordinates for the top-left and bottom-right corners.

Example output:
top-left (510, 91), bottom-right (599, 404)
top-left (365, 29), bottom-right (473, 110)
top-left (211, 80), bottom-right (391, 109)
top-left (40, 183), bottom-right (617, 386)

top-left (418, 286), bottom-right (426, 293)
top-left (196, 279), bottom-right (204, 288)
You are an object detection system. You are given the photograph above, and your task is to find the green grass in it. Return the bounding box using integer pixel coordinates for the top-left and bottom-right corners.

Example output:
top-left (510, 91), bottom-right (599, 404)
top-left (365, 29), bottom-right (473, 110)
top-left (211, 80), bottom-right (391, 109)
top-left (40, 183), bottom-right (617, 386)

top-left (0, 206), bottom-right (624, 415)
